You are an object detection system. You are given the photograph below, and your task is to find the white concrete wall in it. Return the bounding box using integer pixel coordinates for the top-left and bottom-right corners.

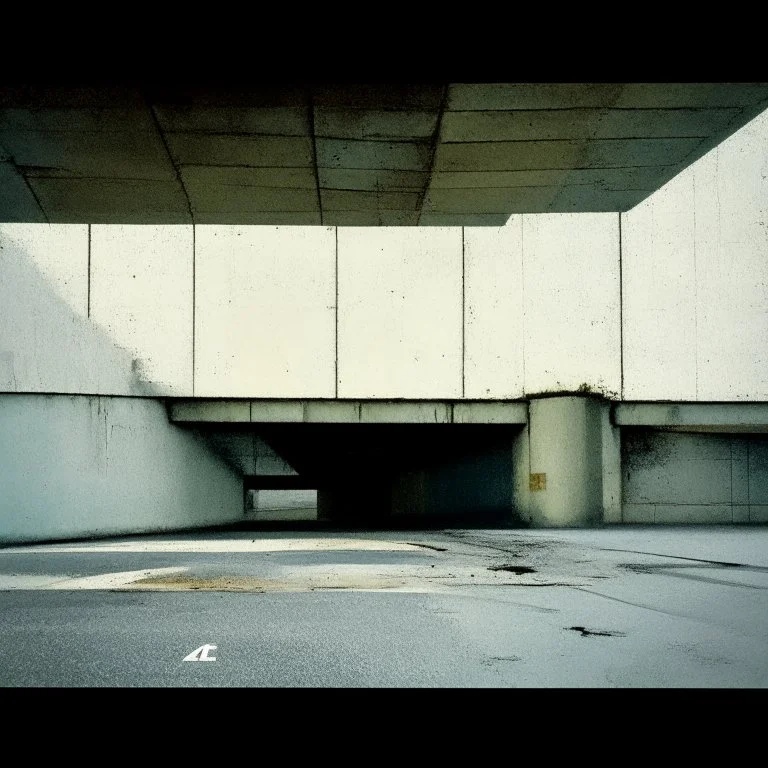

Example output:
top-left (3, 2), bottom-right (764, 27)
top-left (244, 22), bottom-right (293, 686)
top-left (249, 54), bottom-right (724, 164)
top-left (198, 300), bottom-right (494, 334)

top-left (194, 226), bottom-right (336, 398)
top-left (521, 213), bottom-right (620, 397)
top-left (90, 225), bottom-right (193, 396)
top-left (623, 107), bottom-right (768, 401)
top-left (338, 227), bottom-right (463, 398)
top-left (622, 430), bottom-right (768, 524)
top-left (7, 109), bottom-right (768, 408)
top-left (0, 223), bottom-right (149, 395)
top-left (0, 393), bottom-right (244, 544)
top-left (464, 222), bottom-right (524, 398)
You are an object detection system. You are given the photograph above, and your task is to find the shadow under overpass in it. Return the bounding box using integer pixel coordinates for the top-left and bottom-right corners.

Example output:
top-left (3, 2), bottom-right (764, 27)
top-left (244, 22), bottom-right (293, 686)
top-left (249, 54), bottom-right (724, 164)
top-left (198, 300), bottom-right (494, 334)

top-left (241, 423), bottom-right (528, 529)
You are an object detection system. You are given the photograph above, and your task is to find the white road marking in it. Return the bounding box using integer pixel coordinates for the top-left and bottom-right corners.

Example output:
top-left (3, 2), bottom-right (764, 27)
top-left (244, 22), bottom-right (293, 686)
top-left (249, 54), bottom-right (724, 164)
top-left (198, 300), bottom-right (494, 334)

top-left (184, 644), bottom-right (217, 661)
top-left (0, 538), bottom-right (421, 554)
top-left (0, 567), bottom-right (188, 590)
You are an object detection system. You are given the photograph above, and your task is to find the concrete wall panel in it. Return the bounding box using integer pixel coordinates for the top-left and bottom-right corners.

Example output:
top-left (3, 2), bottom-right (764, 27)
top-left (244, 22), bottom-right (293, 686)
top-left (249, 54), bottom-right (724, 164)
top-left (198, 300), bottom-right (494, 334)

top-left (464, 221), bottom-right (524, 398)
top-left (338, 227), bottom-right (462, 398)
top-left (0, 224), bottom-right (146, 395)
top-left (521, 213), bottom-right (620, 397)
top-left (194, 226), bottom-right (336, 398)
top-left (90, 225), bottom-right (193, 396)
top-left (621, 430), bottom-right (768, 523)
top-left (622, 107), bottom-right (768, 401)
top-left (0, 223), bottom-right (88, 315)
top-left (0, 394), bottom-right (243, 545)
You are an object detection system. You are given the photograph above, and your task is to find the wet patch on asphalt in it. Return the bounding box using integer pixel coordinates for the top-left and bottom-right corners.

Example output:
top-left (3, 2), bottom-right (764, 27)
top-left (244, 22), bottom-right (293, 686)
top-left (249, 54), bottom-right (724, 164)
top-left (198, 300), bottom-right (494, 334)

top-left (567, 626), bottom-right (626, 638)
top-left (488, 565), bottom-right (536, 575)
top-left (406, 542), bottom-right (448, 552)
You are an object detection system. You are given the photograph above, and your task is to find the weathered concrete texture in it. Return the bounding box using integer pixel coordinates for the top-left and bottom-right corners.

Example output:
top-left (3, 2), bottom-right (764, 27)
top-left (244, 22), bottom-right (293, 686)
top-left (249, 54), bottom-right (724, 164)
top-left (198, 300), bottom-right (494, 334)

top-left (360, 402), bottom-right (451, 424)
top-left (0, 162), bottom-right (46, 222)
top-left (337, 227), bottom-right (463, 399)
top-left (90, 225), bottom-right (193, 396)
top-left (525, 396), bottom-right (609, 527)
top-left (0, 224), bottom-right (150, 395)
top-left (194, 226), bottom-right (336, 398)
top-left (615, 403), bottom-right (768, 428)
top-left (3, 84), bottom-right (767, 225)
top-left (195, 431), bottom-right (296, 476)
top-left (622, 107), bottom-right (768, 402)
top-left (169, 399), bottom-right (529, 425)
top-left (27, 179), bottom-right (192, 224)
top-left (0, 394), bottom-right (243, 545)
top-left (621, 429), bottom-right (768, 524)
top-left (169, 400), bottom-right (250, 422)
top-left (522, 213), bottom-right (621, 398)
top-left (464, 222), bottom-right (524, 398)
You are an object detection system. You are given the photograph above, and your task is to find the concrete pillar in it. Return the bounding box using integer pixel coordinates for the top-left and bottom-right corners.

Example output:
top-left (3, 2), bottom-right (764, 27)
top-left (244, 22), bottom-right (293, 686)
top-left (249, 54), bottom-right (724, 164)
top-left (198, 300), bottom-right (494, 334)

top-left (525, 395), bottom-right (618, 527)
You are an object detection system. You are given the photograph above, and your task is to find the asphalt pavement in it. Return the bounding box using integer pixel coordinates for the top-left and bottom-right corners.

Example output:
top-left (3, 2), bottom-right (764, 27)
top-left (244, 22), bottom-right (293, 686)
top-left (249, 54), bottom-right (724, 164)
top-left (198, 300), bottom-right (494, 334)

top-left (1, 523), bottom-right (767, 688)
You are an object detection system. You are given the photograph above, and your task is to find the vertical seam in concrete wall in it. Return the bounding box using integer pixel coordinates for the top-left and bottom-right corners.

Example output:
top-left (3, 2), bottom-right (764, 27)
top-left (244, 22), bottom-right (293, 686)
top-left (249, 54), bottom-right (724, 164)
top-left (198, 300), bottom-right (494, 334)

top-left (692, 175), bottom-right (699, 399)
top-left (308, 89), bottom-right (323, 225)
top-left (521, 216), bottom-right (527, 395)
top-left (87, 224), bottom-right (91, 318)
top-left (192, 225), bottom-right (196, 397)
top-left (730, 439), bottom-right (734, 520)
top-left (335, 226), bottom-right (339, 398)
top-left (461, 226), bottom-right (465, 398)
top-left (619, 213), bottom-right (623, 400)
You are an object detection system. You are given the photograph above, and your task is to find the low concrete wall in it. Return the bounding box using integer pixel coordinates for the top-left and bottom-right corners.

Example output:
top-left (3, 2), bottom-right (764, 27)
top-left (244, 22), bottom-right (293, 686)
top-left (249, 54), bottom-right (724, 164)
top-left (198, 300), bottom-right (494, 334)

top-left (621, 429), bottom-right (768, 524)
top-left (0, 394), bottom-right (244, 544)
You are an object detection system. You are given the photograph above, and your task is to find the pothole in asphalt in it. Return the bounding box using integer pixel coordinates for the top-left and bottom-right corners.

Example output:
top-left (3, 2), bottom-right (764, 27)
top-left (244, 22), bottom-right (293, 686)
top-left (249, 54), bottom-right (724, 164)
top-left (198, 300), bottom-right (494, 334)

top-left (488, 565), bottom-right (536, 575)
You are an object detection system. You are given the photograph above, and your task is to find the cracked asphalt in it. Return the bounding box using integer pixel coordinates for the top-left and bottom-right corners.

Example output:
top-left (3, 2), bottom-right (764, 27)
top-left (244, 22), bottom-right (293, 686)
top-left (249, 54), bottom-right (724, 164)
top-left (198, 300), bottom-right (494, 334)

top-left (1, 524), bottom-right (767, 687)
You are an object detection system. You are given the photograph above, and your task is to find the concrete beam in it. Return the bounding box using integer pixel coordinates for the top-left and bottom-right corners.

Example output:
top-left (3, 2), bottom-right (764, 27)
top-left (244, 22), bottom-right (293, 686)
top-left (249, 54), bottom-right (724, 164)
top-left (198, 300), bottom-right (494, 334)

top-left (360, 402), bottom-right (451, 423)
top-left (168, 399), bottom-right (530, 425)
top-left (168, 400), bottom-right (250, 422)
top-left (250, 402), bottom-right (305, 422)
top-left (614, 403), bottom-right (768, 428)
top-left (452, 402), bottom-right (528, 424)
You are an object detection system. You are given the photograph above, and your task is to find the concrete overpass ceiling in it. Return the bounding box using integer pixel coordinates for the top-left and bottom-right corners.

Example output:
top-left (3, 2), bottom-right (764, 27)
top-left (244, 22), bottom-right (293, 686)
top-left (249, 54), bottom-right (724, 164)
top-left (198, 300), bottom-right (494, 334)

top-left (1, 82), bottom-right (767, 226)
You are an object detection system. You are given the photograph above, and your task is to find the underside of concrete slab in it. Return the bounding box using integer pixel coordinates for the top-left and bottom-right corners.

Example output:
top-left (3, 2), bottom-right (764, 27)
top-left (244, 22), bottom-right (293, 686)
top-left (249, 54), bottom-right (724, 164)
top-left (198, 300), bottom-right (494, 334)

top-left (2, 83), bottom-right (767, 225)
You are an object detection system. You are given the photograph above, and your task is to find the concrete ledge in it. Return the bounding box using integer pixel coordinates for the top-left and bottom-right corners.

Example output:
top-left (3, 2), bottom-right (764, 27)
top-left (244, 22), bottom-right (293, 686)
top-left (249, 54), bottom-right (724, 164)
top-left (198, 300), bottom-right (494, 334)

top-left (168, 399), bottom-right (530, 424)
top-left (305, 401), bottom-right (360, 423)
top-left (614, 402), bottom-right (768, 429)
top-left (250, 401), bottom-right (305, 422)
top-left (360, 402), bottom-right (451, 423)
top-left (168, 400), bottom-right (250, 422)
top-left (452, 402), bottom-right (528, 424)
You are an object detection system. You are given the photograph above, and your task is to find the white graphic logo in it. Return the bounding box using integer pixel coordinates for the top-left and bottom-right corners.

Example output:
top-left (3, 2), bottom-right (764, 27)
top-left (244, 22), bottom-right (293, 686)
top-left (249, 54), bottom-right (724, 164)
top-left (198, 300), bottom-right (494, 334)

top-left (183, 644), bottom-right (217, 661)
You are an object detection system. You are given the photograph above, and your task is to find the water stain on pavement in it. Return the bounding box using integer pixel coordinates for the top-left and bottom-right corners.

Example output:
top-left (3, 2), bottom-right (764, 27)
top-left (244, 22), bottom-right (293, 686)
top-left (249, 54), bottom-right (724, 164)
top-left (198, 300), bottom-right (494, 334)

top-left (567, 626), bottom-right (626, 638)
top-left (488, 565), bottom-right (536, 575)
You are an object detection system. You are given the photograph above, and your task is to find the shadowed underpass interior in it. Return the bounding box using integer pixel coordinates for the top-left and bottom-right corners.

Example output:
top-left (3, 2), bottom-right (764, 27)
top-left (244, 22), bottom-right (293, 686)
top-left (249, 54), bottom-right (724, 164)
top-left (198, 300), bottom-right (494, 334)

top-left (202, 423), bottom-right (526, 529)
